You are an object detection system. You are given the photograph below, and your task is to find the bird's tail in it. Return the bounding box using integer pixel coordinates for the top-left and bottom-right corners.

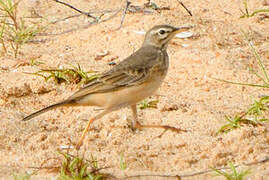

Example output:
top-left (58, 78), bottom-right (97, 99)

top-left (22, 100), bottom-right (71, 121)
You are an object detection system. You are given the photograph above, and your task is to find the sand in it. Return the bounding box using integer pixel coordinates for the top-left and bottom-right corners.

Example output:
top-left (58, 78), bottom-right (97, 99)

top-left (0, 0), bottom-right (269, 179)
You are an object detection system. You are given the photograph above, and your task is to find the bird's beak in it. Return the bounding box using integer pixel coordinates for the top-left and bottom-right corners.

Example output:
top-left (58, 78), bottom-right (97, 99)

top-left (173, 25), bottom-right (193, 34)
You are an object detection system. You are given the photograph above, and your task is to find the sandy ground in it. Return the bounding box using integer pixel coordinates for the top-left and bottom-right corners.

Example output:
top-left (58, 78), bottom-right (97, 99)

top-left (0, 0), bottom-right (269, 179)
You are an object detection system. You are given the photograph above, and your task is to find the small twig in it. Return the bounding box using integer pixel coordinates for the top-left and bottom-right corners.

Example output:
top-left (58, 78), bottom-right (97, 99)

top-left (49, 9), bottom-right (123, 25)
top-left (118, 0), bottom-right (131, 29)
top-left (53, 0), bottom-right (97, 20)
top-left (177, 0), bottom-right (193, 16)
top-left (37, 8), bottom-right (121, 36)
top-left (50, 14), bottom-right (82, 24)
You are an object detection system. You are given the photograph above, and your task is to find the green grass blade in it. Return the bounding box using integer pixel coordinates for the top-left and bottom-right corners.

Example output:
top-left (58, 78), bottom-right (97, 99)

top-left (250, 9), bottom-right (269, 17)
top-left (229, 162), bottom-right (238, 177)
top-left (248, 67), bottom-right (267, 85)
top-left (212, 78), bottom-right (269, 88)
top-left (242, 31), bottom-right (269, 83)
top-left (248, 42), bottom-right (269, 83)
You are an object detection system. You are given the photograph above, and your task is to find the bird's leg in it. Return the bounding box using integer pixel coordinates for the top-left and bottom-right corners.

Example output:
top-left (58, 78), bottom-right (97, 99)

top-left (130, 104), bottom-right (142, 130)
top-left (76, 110), bottom-right (110, 150)
top-left (130, 104), bottom-right (187, 133)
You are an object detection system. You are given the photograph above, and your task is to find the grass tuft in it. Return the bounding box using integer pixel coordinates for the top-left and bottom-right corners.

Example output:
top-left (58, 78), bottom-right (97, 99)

top-left (240, 0), bottom-right (269, 18)
top-left (25, 64), bottom-right (98, 85)
top-left (212, 162), bottom-right (250, 180)
top-left (58, 151), bottom-right (107, 180)
top-left (0, 0), bottom-right (43, 57)
top-left (139, 99), bottom-right (159, 110)
top-left (218, 96), bottom-right (269, 133)
top-left (247, 96), bottom-right (269, 122)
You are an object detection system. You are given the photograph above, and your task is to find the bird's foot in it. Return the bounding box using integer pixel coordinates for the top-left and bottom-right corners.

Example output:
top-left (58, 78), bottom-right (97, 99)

top-left (130, 122), bottom-right (187, 137)
top-left (129, 122), bottom-right (187, 134)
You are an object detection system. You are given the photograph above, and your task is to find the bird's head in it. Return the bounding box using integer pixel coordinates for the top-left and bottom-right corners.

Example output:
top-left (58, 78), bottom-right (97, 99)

top-left (143, 24), bottom-right (192, 49)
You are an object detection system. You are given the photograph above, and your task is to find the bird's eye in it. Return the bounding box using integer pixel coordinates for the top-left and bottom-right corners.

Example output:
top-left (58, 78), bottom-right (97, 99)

top-left (159, 29), bottom-right (165, 35)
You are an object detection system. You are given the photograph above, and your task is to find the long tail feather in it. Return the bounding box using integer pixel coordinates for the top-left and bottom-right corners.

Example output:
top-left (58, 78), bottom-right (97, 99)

top-left (22, 100), bottom-right (70, 121)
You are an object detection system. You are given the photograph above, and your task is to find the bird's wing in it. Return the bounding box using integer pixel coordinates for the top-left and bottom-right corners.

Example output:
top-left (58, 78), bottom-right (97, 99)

top-left (68, 46), bottom-right (162, 101)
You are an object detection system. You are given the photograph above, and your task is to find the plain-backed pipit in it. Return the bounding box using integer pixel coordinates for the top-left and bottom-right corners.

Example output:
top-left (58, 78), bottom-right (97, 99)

top-left (23, 24), bottom-right (191, 150)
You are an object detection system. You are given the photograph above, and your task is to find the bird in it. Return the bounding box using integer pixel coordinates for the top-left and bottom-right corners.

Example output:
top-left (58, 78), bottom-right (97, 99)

top-left (22, 24), bottom-right (192, 150)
